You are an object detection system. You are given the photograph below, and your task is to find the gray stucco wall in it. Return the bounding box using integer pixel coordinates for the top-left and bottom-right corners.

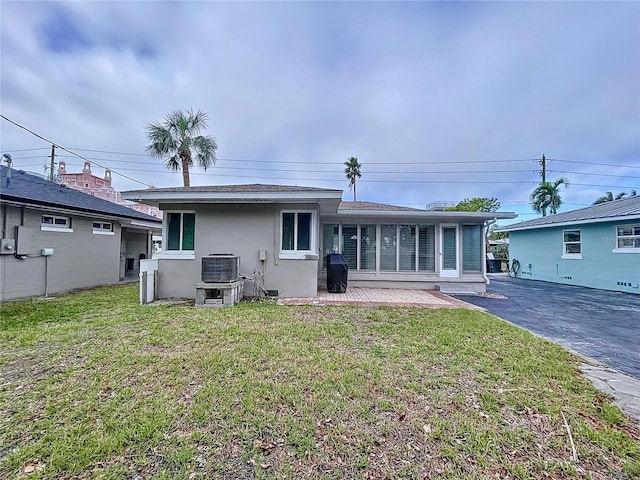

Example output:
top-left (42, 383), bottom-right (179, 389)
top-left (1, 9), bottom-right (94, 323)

top-left (0, 205), bottom-right (121, 301)
top-left (156, 203), bottom-right (320, 298)
top-left (122, 229), bottom-right (149, 275)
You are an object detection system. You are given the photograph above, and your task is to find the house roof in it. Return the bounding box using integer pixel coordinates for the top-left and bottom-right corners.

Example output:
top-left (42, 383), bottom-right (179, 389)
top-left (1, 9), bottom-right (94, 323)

top-left (125, 184), bottom-right (343, 194)
top-left (499, 196), bottom-right (640, 232)
top-left (335, 200), bottom-right (516, 221)
top-left (122, 183), bottom-right (344, 207)
top-left (0, 166), bottom-right (162, 225)
top-left (338, 201), bottom-right (425, 212)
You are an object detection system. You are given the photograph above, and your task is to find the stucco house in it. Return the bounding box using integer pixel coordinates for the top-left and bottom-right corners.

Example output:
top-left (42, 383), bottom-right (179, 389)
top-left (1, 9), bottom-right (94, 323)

top-left (0, 166), bottom-right (161, 301)
top-left (498, 195), bottom-right (640, 294)
top-left (122, 184), bottom-right (516, 299)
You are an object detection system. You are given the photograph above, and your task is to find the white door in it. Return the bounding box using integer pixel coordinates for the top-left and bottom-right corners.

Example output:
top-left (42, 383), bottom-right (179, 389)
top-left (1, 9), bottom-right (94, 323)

top-left (440, 225), bottom-right (459, 277)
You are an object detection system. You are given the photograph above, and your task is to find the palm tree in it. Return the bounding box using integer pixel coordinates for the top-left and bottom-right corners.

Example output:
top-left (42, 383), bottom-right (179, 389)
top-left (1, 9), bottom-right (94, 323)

top-left (146, 109), bottom-right (217, 187)
top-left (593, 190), bottom-right (637, 205)
top-left (530, 177), bottom-right (569, 216)
top-left (344, 156), bottom-right (361, 201)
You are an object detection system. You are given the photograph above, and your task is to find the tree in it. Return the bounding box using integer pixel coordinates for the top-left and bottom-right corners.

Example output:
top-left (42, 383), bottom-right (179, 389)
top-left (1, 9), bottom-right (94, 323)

top-left (530, 177), bottom-right (568, 216)
top-left (344, 156), bottom-right (361, 201)
top-left (593, 190), bottom-right (637, 205)
top-left (447, 197), bottom-right (500, 212)
top-left (146, 109), bottom-right (217, 187)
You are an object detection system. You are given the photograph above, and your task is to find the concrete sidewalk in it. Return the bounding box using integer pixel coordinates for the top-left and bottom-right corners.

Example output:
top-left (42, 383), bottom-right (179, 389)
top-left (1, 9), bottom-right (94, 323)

top-left (580, 365), bottom-right (640, 427)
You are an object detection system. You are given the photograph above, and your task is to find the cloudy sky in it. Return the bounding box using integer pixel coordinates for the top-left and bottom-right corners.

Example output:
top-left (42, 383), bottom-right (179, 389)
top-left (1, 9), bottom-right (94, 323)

top-left (1, 1), bottom-right (639, 223)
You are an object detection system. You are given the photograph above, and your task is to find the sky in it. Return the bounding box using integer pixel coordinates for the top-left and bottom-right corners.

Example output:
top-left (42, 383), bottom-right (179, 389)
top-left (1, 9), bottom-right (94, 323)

top-left (1, 1), bottom-right (639, 224)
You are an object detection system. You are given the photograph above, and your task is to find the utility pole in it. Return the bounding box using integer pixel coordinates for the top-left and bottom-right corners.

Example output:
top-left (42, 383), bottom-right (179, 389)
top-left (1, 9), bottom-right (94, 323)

top-left (539, 154), bottom-right (546, 184)
top-left (49, 144), bottom-right (56, 182)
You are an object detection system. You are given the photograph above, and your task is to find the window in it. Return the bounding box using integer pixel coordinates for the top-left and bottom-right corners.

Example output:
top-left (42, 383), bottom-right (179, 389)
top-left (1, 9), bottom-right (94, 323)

top-left (92, 221), bottom-right (113, 235)
top-left (166, 212), bottom-right (195, 252)
top-left (380, 224), bottom-right (397, 271)
top-left (322, 224), bottom-right (339, 268)
top-left (41, 215), bottom-right (72, 232)
top-left (563, 229), bottom-right (581, 258)
top-left (615, 225), bottom-right (640, 252)
top-left (462, 225), bottom-right (482, 272)
top-left (359, 224), bottom-right (376, 271)
top-left (341, 224), bottom-right (357, 269)
top-left (281, 211), bottom-right (313, 254)
top-left (399, 225), bottom-right (416, 271)
top-left (418, 225), bottom-right (435, 271)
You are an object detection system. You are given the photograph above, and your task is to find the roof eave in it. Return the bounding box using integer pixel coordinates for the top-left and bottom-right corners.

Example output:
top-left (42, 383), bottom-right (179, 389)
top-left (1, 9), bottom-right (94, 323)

top-left (121, 190), bottom-right (344, 206)
top-left (498, 213), bottom-right (640, 232)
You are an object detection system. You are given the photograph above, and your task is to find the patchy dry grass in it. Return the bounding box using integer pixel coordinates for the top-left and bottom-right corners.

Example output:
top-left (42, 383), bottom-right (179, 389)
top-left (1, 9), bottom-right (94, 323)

top-left (0, 283), bottom-right (638, 479)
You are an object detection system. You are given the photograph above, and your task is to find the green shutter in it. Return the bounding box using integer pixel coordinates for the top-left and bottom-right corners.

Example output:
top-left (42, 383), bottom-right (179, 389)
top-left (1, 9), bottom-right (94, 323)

top-left (182, 213), bottom-right (195, 250)
top-left (167, 213), bottom-right (181, 250)
top-left (282, 213), bottom-right (294, 250)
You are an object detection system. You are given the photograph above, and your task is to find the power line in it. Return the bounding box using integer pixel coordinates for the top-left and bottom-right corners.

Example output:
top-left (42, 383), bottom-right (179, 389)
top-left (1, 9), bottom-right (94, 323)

top-left (0, 115), bottom-right (154, 187)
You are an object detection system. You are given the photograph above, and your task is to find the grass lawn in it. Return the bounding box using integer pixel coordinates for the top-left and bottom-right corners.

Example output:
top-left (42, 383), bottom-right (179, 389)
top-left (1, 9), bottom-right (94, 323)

top-left (1, 284), bottom-right (638, 479)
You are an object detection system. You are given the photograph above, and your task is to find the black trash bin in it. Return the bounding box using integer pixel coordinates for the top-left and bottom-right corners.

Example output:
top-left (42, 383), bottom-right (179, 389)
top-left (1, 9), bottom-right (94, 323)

top-left (326, 253), bottom-right (348, 293)
top-left (487, 259), bottom-right (502, 273)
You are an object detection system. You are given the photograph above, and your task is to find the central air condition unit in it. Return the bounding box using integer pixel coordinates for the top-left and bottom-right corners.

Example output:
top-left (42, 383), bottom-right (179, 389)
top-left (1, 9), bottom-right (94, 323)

top-left (202, 254), bottom-right (240, 282)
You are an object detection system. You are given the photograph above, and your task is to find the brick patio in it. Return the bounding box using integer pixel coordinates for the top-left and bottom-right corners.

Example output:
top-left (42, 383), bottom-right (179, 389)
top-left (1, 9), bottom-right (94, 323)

top-left (278, 287), bottom-right (475, 308)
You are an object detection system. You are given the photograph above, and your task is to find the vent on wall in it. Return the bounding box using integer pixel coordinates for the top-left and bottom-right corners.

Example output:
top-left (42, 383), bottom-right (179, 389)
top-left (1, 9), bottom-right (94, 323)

top-left (202, 254), bottom-right (239, 282)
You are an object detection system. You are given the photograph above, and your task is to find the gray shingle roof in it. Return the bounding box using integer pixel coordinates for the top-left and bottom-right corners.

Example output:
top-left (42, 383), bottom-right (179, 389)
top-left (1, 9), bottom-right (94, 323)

top-left (1, 166), bottom-right (161, 223)
top-left (500, 195), bottom-right (640, 231)
top-left (124, 184), bottom-right (342, 195)
top-left (338, 201), bottom-right (425, 212)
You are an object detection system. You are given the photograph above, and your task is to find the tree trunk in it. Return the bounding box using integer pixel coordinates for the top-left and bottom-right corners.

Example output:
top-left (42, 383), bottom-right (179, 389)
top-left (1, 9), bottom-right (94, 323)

top-left (181, 154), bottom-right (191, 187)
top-left (353, 180), bottom-right (357, 202)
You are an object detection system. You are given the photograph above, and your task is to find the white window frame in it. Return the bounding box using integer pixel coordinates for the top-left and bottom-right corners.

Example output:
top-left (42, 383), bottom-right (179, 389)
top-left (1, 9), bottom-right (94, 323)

top-left (92, 221), bottom-right (114, 236)
top-left (280, 210), bottom-right (316, 259)
top-left (41, 215), bottom-right (73, 233)
top-left (613, 224), bottom-right (640, 254)
top-left (562, 229), bottom-right (582, 259)
top-left (161, 211), bottom-right (195, 259)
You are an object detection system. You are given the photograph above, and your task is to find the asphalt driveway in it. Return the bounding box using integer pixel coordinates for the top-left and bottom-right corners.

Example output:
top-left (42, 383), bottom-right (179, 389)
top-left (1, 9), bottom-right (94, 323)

top-left (457, 276), bottom-right (640, 379)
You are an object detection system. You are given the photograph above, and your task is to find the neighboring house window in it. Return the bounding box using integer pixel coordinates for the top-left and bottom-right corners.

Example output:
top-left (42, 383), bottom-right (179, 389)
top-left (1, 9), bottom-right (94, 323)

top-left (167, 212), bottom-right (195, 251)
top-left (41, 215), bottom-right (72, 232)
top-left (563, 229), bottom-right (581, 258)
top-left (92, 221), bottom-right (113, 235)
top-left (462, 225), bottom-right (482, 272)
top-left (615, 225), bottom-right (640, 251)
top-left (281, 211), bottom-right (313, 254)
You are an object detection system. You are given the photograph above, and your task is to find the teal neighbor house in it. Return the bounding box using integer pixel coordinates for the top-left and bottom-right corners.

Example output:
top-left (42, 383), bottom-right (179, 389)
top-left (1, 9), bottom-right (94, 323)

top-left (499, 196), bottom-right (640, 294)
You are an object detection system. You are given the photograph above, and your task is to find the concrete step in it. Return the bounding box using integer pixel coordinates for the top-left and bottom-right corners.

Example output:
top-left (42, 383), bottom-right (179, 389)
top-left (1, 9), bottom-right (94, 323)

top-left (436, 284), bottom-right (478, 296)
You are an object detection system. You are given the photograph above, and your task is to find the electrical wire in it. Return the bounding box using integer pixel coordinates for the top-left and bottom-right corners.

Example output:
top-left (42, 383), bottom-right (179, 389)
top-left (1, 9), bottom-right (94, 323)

top-left (1, 115), bottom-right (154, 187)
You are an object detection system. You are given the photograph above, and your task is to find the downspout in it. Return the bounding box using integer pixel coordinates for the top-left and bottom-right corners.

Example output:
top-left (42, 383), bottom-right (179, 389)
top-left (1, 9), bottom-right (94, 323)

top-left (483, 218), bottom-right (497, 286)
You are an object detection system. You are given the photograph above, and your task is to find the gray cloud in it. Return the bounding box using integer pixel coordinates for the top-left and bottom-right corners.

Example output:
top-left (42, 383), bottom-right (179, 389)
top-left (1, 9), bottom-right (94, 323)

top-left (1, 1), bottom-right (638, 220)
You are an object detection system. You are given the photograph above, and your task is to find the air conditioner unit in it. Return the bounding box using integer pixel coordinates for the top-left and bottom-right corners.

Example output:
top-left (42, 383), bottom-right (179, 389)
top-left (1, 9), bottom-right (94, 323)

top-left (202, 254), bottom-right (239, 282)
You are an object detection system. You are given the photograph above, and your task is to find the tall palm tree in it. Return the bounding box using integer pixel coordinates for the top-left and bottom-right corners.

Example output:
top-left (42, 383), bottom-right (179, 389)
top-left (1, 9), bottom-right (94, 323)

top-left (344, 156), bottom-right (361, 201)
top-left (146, 109), bottom-right (217, 187)
top-left (530, 177), bottom-right (569, 216)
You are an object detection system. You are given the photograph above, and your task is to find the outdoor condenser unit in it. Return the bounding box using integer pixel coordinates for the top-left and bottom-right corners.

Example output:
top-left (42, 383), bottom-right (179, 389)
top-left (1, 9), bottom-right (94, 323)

top-left (201, 254), bottom-right (240, 282)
